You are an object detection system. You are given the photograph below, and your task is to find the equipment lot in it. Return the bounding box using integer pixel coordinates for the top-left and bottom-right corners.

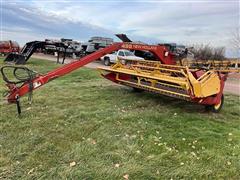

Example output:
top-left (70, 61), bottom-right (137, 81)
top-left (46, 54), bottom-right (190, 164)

top-left (0, 58), bottom-right (240, 179)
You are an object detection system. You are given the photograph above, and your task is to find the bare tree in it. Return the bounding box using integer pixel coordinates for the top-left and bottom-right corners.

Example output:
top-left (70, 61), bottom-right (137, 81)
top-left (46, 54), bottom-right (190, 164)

top-left (230, 27), bottom-right (240, 58)
top-left (191, 44), bottom-right (225, 60)
top-left (213, 47), bottom-right (226, 60)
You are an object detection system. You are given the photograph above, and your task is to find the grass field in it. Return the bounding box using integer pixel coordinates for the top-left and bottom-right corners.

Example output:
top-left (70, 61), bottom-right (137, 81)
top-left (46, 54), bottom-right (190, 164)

top-left (0, 58), bottom-right (240, 179)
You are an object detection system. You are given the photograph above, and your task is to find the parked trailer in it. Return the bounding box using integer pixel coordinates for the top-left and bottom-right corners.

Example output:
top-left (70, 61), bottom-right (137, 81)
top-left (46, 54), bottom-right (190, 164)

top-left (4, 41), bottom-right (68, 64)
top-left (81, 36), bottom-right (114, 54)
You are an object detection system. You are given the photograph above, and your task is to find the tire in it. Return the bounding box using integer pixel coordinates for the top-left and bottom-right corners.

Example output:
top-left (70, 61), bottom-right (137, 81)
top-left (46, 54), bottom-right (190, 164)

top-left (205, 95), bottom-right (224, 113)
top-left (132, 87), bottom-right (144, 93)
top-left (121, 59), bottom-right (126, 65)
top-left (104, 57), bottom-right (110, 66)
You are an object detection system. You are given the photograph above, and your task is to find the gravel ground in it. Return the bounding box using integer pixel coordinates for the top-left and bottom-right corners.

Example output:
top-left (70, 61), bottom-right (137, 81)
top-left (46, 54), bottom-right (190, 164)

top-left (32, 53), bottom-right (104, 69)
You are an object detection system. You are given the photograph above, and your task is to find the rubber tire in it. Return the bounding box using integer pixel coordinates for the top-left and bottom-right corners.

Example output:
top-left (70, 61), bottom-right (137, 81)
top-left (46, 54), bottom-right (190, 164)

top-left (121, 59), bottom-right (127, 65)
top-left (132, 87), bottom-right (144, 93)
top-left (104, 57), bottom-right (110, 66)
top-left (205, 95), bottom-right (224, 113)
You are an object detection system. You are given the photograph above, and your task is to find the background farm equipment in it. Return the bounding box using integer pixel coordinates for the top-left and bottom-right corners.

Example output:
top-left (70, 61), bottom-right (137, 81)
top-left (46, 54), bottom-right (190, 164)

top-left (4, 41), bottom-right (68, 64)
top-left (81, 36), bottom-right (114, 55)
top-left (0, 40), bottom-right (20, 56)
top-left (44, 38), bottom-right (84, 58)
top-left (4, 36), bottom-right (114, 65)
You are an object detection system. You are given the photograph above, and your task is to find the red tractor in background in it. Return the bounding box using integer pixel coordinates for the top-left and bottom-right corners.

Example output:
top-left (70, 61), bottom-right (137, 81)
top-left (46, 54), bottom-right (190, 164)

top-left (0, 40), bottom-right (20, 56)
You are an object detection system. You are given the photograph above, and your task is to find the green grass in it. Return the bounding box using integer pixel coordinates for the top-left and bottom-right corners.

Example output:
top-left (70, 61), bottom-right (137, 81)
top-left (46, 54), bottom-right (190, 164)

top-left (0, 58), bottom-right (240, 179)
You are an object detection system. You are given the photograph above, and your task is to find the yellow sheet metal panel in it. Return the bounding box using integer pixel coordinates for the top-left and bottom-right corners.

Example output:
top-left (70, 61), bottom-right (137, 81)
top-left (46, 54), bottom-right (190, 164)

top-left (188, 71), bottom-right (220, 98)
top-left (198, 72), bottom-right (220, 97)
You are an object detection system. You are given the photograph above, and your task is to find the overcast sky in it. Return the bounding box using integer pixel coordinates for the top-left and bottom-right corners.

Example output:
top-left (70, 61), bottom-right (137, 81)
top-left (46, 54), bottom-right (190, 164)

top-left (1, 0), bottom-right (239, 57)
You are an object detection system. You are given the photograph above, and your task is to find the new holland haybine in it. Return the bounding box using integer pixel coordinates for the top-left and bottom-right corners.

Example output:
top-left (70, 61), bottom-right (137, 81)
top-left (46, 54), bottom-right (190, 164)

top-left (1, 39), bottom-right (239, 114)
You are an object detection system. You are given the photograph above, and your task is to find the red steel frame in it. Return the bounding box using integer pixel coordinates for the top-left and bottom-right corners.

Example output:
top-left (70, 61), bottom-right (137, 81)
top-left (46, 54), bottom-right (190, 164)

top-left (5, 42), bottom-right (175, 103)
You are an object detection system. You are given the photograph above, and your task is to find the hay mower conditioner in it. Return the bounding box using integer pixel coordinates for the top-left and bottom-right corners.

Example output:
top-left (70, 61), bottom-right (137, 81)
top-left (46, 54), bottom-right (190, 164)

top-left (1, 42), bottom-right (238, 114)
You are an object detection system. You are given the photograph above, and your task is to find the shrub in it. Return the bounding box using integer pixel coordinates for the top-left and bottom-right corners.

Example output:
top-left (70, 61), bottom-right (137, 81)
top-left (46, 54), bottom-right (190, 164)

top-left (191, 44), bottom-right (225, 60)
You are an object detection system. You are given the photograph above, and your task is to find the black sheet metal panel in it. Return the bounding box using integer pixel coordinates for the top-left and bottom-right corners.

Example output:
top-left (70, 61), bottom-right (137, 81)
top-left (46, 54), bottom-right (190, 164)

top-left (115, 34), bottom-right (132, 42)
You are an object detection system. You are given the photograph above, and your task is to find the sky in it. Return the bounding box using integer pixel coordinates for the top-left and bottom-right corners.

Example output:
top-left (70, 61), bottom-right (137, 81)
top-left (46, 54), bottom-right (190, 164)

top-left (1, 0), bottom-right (239, 57)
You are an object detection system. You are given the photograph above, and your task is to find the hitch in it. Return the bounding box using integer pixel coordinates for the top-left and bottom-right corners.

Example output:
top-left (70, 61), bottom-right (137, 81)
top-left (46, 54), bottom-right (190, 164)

top-left (16, 96), bottom-right (21, 115)
top-left (1, 66), bottom-right (37, 115)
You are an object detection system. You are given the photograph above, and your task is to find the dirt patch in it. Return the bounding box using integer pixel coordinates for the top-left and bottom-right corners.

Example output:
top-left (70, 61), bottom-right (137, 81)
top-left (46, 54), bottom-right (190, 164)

top-left (228, 73), bottom-right (240, 79)
top-left (224, 79), bottom-right (240, 96)
top-left (32, 53), bottom-right (105, 69)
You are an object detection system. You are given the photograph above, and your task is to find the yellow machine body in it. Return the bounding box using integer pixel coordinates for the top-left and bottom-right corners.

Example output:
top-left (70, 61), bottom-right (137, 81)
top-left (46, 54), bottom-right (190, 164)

top-left (99, 59), bottom-right (231, 100)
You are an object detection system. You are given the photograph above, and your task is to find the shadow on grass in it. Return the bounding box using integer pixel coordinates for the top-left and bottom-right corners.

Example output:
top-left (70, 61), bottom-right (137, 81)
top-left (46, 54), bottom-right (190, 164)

top-left (128, 89), bottom-right (205, 113)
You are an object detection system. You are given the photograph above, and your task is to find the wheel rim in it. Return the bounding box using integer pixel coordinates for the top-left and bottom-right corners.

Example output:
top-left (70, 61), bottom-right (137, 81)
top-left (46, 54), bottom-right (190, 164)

top-left (214, 99), bottom-right (222, 110)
